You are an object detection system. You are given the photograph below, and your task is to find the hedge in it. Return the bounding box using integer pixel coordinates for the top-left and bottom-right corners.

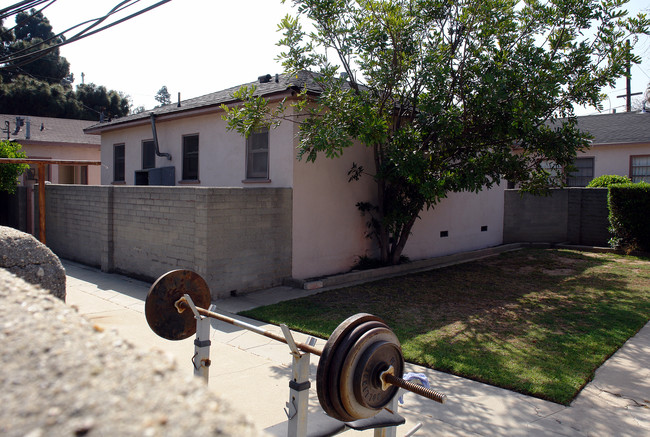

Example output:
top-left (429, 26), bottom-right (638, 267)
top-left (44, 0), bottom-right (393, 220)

top-left (608, 182), bottom-right (650, 252)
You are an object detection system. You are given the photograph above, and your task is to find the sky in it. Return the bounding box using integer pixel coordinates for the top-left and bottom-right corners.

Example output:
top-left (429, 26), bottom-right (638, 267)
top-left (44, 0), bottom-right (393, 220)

top-left (12, 0), bottom-right (650, 115)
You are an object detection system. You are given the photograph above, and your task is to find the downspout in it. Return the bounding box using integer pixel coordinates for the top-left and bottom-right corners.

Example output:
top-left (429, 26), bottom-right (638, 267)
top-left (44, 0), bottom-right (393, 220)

top-left (150, 112), bottom-right (172, 160)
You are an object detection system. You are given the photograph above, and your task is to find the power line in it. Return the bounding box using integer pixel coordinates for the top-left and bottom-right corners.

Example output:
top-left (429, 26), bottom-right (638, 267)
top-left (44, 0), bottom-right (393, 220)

top-left (0, 0), bottom-right (173, 70)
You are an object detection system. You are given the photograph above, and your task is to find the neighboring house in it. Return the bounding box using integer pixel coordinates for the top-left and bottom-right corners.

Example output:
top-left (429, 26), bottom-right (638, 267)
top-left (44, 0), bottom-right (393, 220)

top-left (565, 111), bottom-right (650, 186)
top-left (0, 114), bottom-right (101, 185)
top-left (83, 72), bottom-right (505, 280)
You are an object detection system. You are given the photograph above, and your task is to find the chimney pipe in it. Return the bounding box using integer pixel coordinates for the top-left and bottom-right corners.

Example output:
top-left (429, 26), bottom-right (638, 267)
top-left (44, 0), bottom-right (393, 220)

top-left (25, 118), bottom-right (30, 139)
top-left (177, 92), bottom-right (181, 107)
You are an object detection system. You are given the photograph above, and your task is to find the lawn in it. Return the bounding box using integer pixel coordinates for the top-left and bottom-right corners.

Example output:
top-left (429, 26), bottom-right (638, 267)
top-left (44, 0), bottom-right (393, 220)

top-left (241, 249), bottom-right (650, 405)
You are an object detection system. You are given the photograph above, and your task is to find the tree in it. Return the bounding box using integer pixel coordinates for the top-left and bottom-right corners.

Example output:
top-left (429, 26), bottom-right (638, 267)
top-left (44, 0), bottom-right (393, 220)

top-left (1, 9), bottom-right (70, 84)
top-left (0, 140), bottom-right (29, 194)
top-left (75, 83), bottom-right (131, 121)
top-left (224, 0), bottom-right (649, 265)
top-left (0, 10), bottom-right (131, 121)
top-left (155, 85), bottom-right (172, 106)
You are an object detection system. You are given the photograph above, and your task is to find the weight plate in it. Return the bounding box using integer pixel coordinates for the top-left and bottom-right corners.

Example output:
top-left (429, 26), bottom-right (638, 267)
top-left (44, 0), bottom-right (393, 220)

top-left (144, 270), bottom-right (211, 341)
top-left (325, 320), bottom-right (389, 421)
top-left (339, 327), bottom-right (403, 419)
top-left (316, 313), bottom-right (387, 421)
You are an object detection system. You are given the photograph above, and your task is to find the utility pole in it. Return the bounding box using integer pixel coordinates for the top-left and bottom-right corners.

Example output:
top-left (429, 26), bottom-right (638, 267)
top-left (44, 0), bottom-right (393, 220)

top-left (616, 41), bottom-right (642, 112)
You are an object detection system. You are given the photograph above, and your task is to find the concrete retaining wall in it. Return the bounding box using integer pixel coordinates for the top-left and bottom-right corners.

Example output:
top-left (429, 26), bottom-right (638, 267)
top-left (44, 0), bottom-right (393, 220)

top-left (44, 185), bottom-right (292, 299)
top-left (503, 188), bottom-right (610, 246)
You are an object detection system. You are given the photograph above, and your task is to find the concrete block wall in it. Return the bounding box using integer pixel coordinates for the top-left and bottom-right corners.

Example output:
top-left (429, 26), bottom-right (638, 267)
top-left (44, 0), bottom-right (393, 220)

top-left (44, 185), bottom-right (292, 299)
top-left (503, 188), bottom-right (610, 246)
top-left (45, 185), bottom-right (111, 268)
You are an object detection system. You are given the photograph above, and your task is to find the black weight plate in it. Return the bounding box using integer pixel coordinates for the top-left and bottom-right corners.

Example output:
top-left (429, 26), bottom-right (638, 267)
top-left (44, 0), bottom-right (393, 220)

top-left (353, 339), bottom-right (403, 409)
top-left (339, 327), bottom-right (402, 419)
top-left (316, 313), bottom-right (387, 421)
top-left (144, 270), bottom-right (211, 341)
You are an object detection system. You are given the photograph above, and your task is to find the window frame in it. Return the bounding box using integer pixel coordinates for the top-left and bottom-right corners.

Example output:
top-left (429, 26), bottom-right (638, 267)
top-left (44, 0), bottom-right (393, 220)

top-left (181, 134), bottom-right (199, 182)
top-left (566, 157), bottom-right (594, 187)
top-left (245, 128), bottom-right (270, 180)
top-left (113, 143), bottom-right (125, 183)
top-left (142, 139), bottom-right (156, 170)
top-left (630, 155), bottom-right (650, 183)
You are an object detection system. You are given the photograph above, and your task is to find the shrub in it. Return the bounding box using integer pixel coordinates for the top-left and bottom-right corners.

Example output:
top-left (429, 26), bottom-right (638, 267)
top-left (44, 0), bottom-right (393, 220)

top-left (587, 174), bottom-right (631, 188)
top-left (608, 182), bottom-right (650, 252)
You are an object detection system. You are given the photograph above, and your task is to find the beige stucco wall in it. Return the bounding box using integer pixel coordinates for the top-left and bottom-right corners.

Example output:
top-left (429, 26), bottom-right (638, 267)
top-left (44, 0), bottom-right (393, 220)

top-left (19, 142), bottom-right (101, 185)
top-left (99, 111), bottom-right (294, 187)
top-left (576, 142), bottom-right (650, 178)
top-left (291, 138), bottom-right (377, 279)
top-left (406, 187), bottom-right (505, 261)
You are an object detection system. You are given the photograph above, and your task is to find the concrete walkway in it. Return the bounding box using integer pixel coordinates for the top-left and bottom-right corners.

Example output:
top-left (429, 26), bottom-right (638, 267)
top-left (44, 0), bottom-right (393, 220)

top-left (63, 260), bottom-right (650, 436)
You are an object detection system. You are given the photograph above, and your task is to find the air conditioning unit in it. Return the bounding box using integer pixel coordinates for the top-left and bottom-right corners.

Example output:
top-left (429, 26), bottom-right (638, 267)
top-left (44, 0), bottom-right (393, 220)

top-left (134, 166), bottom-right (175, 186)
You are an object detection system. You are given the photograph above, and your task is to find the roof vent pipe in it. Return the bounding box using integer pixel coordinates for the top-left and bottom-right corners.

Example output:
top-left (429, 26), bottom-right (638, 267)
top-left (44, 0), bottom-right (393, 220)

top-left (177, 92), bottom-right (181, 107)
top-left (149, 113), bottom-right (172, 160)
top-left (13, 117), bottom-right (24, 135)
top-left (25, 118), bottom-right (30, 139)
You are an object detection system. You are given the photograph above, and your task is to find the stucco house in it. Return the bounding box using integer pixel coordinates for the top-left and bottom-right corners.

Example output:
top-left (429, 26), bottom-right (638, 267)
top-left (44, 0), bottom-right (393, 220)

top-left (1, 114), bottom-right (101, 185)
top-left (84, 73), bottom-right (505, 281)
top-left (0, 114), bottom-right (101, 234)
top-left (565, 111), bottom-right (650, 186)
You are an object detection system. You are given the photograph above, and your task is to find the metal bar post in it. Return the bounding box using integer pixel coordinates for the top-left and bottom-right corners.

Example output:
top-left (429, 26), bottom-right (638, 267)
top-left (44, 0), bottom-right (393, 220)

top-left (373, 393), bottom-right (399, 437)
top-left (184, 294), bottom-right (211, 383)
top-left (37, 163), bottom-right (46, 244)
top-left (281, 324), bottom-right (311, 437)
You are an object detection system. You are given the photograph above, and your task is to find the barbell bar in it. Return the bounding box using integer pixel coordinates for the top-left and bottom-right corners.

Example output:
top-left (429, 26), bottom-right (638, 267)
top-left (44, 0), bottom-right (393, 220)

top-left (144, 270), bottom-right (446, 422)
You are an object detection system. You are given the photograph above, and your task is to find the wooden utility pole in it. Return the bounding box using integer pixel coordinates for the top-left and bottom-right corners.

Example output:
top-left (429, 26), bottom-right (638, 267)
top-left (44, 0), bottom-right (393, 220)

top-left (617, 40), bottom-right (642, 112)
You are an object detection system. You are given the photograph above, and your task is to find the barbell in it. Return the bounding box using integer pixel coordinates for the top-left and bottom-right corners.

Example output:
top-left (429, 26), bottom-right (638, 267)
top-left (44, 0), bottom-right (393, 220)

top-left (144, 270), bottom-right (446, 422)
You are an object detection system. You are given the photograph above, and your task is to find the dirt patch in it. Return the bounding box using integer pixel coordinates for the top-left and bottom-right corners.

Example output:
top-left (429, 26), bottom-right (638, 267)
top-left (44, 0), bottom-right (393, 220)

top-left (542, 268), bottom-right (575, 276)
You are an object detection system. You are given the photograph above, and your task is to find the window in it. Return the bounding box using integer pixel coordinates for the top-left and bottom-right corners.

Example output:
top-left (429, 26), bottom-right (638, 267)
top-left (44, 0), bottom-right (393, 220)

top-left (182, 135), bottom-right (199, 181)
top-left (80, 166), bottom-right (88, 185)
top-left (631, 156), bottom-right (650, 183)
top-left (113, 144), bottom-right (125, 182)
top-left (142, 140), bottom-right (156, 169)
top-left (246, 129), bottom-right (269, 179)
top-left (567, 157), bottom-right (594, 187)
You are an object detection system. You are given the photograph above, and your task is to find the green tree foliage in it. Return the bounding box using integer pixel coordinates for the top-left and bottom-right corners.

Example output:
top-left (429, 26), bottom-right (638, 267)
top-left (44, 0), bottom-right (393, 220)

top-left (75, 83), bottom-right (131, 120)
top-left (224, 0), bottom-right (650, 265)
top-left (0, 9), bottom-right (131, 120)
top-left (155, 86), bottom-right (172, 106)
top-left (0, 140), bottom-right (29, 194)
top-left (1, 10), bottom-right (70, 84)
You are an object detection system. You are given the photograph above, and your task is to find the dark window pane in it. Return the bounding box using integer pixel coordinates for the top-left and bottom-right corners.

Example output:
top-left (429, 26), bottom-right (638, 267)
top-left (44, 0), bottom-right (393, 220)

top-left (567, 158), bottom-right (593, 187)
top-left (246, 129), bottom-right (269, 179)
top-left (182, 135), bottom-right (199, 180)
top-left (142, 140), bottom-right (156, 169)
top-left (114, 144), bottom-right (125, 182)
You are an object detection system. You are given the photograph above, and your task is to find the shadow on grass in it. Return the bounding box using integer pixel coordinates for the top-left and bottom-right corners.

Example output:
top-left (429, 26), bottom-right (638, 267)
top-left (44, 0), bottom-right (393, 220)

top-left (241, 249), bottom-right (650, 404)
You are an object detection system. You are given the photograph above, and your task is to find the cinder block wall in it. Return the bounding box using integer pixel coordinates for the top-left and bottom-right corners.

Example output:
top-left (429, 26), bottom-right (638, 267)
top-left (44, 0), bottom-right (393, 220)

top-left (44, 185), bottom-right (292, 299)
top-left (503, 188), bottom-right (609, 246)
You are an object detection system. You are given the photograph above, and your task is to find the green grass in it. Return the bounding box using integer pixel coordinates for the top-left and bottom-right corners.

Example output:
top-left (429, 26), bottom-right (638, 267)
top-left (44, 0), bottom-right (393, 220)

top-left (241, 249), bottom-right (650, 405)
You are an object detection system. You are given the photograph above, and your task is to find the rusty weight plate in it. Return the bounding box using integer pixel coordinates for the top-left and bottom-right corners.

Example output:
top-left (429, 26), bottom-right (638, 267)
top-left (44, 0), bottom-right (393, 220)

top-left (345, 329), bottom-right (403, 417)
top-left (316, 313), bottom-right (389, 422)
top-left (144, 269), bottom-right (211, 341)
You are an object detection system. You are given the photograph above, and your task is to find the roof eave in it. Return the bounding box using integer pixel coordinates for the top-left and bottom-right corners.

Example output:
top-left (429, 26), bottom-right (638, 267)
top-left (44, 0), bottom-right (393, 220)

top-left (84, 89), bottom-right (296, 135)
